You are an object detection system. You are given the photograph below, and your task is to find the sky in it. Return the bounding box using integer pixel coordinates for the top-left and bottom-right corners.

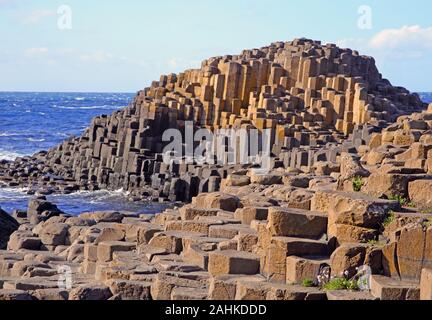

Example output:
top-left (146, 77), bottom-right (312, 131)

top-left (0, 0), bottom-right (431, 93)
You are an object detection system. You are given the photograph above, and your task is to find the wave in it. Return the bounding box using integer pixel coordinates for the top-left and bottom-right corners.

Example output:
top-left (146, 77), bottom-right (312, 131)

top-left (419, 93), bottom-right (432, 103)
top-left (1, 133), bottom-right (46, 142)
top-left (80, 105), bottom-right (125, 110)
top-left (49, 188), bottom-right (133, 206)
top-left (27, 138), bottom-right (46, 142)
top-left (52, 188), bottom-right (129, 199)
top-left (0, 150), bottom-right (27, 161)
top-left (52, 105), bottom-right (125, 110)
top-left (0, 189), bottom-right (31, 205)
top-left (74, 97), bottom-right (86, 101)
top-left (56, 132), bottom-right (72, 137)
top-left (0, 187), bottom-right (30, 194)
top-left (0, 132), bottom-right (20, 137)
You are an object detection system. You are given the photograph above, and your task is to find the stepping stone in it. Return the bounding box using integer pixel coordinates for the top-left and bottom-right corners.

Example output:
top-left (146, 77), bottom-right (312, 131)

top-left (166, 220), bottom-right (222, 236)
top-left (136, 245), bottom-right (169, 262)
top-left (208, 250), bottom-right (260, 276)
top-left (266, 284), bottom-right (326, 300)
top-left (149, 231), bottom-right (205, 254)
top-left (421, 268), bottom-right (432, 300)
top-left (0, 289), bottom-right (33, 301)
top-left (235, 280), bottom-right (270, 300)
top-left (208, 275), bottom-right (266, 300)
top-left (97, 241), bottom-right (136, 262)
top-left (272, 237), bottom-right (329, 257)
top-left (10, 260), bottom-right (51, 277)
top-left (3, 278), bottom-right (59, 291)
top-left (182, 245), bottom-right (210, 270)
top-left (179, 205), bottom-right (219, 220)
top-left (268, 207), bottom-right (328, 239)
top-left (107, 279), bottom-right (151, 300)
top-left (136, 223), bottom-right (163, 245)
top-left (234, 207), bottom-right (269, 225)
top-left (326, 290), bottom-right (379, 301)
top-left (263, 237), bottom-right (329, 283)
top-left (69, 283), bottom-right (113, 300)
top-left (32, 289), bottom-right (69, 300)
top-left (7, 232), bottom-right (41, 251)
top-left (370, 275), bottom-right (420, 300)
top-left (209, 224), bottom-right (253, 239)
top-left (286, 255), bottom-right (330, 284)
top-left (171, 287), bottom-right (208, 300)
top-left (151, 273), bottom-right (206, 300)
top-left (155, 260), bottom-right (203, 273)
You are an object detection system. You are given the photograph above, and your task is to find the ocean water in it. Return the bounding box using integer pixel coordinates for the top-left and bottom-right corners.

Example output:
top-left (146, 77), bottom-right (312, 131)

top-left (0, 92), bottom-right (167, 215)
top-left (0, 92), bottom-right (134, 160)
top-left (419, 92), bottom-right (432, 104)
top-left (1, 91), bottom-right (431, 215)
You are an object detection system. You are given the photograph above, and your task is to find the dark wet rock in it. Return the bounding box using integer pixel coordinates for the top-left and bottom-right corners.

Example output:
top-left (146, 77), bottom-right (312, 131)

top-left (0, 207), bottom-right (20, 249)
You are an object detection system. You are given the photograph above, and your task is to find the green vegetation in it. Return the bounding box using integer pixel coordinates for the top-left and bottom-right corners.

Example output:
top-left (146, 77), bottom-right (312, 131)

top-left (388, 195), bottom-right (415, 208)
top-left (302, 279), bottom-right (316, 288)
top-left (423, 218), bottom-right (432, 229)
top-left (383, 211), bottom-right (396, 228)
top-left (420, 208), bottom-right (432, 215)
top-left (323, 278), bottom-right (359, 291)
top-left (352, 176), bottom-right (364, 192)
top-left (367, 240), bottom-right (379, 246)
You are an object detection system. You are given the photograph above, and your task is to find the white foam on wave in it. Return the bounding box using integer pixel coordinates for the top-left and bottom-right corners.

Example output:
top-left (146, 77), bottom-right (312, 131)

top-left (75, 97), bottom-right (86, 101)
top-left (0, 187), bottom-right (30, 203)
top-left (49, 188), bottom-right (131, 205)
top-left (0, 132), bottom-right (20, 137)
top-left (0, 150), bottom-right (27, 161)
top-left (52, 105), bottom-right (124, 110)
top-left (27, 138), bottom-right (46, 142)
top-left (79, 105), bottom-right (123, 110)
top-left (56, 132), bottom-right (71, 137)
top-left (0, 187), bottom-right (30, 194)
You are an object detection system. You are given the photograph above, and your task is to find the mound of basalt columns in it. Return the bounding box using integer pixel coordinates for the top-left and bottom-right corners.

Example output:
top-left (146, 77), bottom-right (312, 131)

top-left (1, 38), bottom-right (432, 300)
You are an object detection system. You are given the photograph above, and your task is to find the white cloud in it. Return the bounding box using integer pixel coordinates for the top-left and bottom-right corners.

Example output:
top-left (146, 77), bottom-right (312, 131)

top-left (168, 58), bottom-right (201, 70)
top-left (25, 47), bottom-right (49, 57)
top-left (336, 25), bottom-right (432, 60)
top-left (79, 51), bottom-right (114, 63)
top-left (19, 9), bottom-right (55, 24)
top-left (370, 25), bottom-right (432, 49)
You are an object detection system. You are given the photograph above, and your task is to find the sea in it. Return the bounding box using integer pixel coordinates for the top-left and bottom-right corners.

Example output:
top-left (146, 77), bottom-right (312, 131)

top-left (1, 92), bottom-right (431, 215)
top-left (0, 92), bottom-right (167, 215)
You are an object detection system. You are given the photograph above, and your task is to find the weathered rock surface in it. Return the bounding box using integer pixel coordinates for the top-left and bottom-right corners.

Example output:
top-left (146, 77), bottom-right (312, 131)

top-left (0, 38), bottom-right (431, 301)
top-left (0, 39), bottom-right (424, 203)
top-left (0, 208), bottom-right (19, 250)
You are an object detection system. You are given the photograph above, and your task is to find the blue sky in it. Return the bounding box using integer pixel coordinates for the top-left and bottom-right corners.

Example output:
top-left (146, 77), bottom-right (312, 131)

top-left (0, 0), bottom-right (431, 92)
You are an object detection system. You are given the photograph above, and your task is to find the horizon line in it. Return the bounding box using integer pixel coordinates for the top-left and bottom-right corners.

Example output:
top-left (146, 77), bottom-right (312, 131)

top-left (0, 90), bottom-right (137, 94)
top-left (0, 90), bottom-right (431, 95)
top-left (0, 90), bottom-right (140, 94)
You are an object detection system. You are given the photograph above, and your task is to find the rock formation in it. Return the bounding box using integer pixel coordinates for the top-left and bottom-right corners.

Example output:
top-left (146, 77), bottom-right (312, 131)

top-left (0, 208), bottom-right (19, 249)
top-left (0, 38), bottom-right (425, 202)
top-left (0, 39), bottom-right (432, 301)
